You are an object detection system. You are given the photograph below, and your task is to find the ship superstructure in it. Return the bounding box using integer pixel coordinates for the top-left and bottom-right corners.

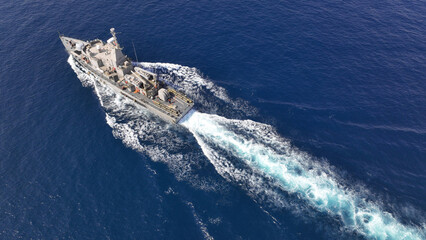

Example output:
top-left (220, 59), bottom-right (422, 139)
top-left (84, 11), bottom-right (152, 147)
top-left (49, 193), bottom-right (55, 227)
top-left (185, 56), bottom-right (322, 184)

top-left (60, 28), bottom-right (194, 123)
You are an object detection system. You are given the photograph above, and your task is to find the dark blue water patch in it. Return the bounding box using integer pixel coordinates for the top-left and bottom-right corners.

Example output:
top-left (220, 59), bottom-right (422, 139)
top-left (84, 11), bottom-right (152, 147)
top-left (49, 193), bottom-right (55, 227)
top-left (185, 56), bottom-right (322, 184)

top-left (1, 0), bottom-right (425, 239)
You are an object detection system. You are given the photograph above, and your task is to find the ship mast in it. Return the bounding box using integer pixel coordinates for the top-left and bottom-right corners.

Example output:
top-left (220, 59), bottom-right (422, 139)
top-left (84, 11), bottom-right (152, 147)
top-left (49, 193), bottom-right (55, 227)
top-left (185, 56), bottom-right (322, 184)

top-left (110, 28), bottom-right (121, 49)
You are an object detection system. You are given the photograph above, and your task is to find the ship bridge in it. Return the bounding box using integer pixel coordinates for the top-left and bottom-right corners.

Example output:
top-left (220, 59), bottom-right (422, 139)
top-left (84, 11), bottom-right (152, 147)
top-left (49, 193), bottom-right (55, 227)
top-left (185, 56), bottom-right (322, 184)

top-left (85, 30), bottom-right (132, 79)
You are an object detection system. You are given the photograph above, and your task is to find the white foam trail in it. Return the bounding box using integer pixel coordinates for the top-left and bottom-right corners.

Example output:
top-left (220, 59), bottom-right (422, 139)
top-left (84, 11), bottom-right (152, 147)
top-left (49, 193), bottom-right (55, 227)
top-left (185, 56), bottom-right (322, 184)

top-left (135, 62), bottom-right (257, 116)
top-left (181, 111), bottom-right (425, 240)
top-left (137, 62), bottom-right (229, 102)
top-left (186, 201), bottom-right (214, 240)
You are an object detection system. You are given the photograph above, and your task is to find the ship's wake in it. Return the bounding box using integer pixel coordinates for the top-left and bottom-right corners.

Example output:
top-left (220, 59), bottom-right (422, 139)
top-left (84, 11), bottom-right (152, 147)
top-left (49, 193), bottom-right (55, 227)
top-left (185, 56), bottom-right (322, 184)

top-left (67, 56), bottom-right (425, 239)
top-left (180, 111), bottom-right (425, 240)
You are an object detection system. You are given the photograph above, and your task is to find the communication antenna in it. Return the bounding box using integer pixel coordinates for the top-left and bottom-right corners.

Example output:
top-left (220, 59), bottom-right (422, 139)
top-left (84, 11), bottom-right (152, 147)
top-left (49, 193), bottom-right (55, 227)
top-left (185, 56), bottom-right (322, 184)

top-left (110, 28), bottom-right (121, 49)
top-left (132, 40), bottom-right (139, 62)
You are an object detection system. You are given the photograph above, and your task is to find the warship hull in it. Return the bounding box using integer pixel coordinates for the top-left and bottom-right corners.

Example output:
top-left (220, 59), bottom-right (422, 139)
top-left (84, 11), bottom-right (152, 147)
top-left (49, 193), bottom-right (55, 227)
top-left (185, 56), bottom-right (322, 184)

top-left (71, 54), bottom-right (193, 123)
top-left (60, 29), bottom-right (194, 124)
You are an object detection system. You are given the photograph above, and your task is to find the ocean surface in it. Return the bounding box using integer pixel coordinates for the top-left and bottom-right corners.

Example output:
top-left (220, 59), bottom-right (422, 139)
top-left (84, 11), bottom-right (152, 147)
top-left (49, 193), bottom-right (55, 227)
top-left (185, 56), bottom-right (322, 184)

top-left (1, 1), bottom-right (425, 239)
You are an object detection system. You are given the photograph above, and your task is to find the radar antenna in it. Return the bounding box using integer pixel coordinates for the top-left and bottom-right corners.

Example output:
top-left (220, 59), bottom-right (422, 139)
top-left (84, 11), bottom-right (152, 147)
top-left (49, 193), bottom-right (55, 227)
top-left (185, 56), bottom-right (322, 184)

top-left (110, 28), bottom-right (121, 49)
top-left (132, 40), bottom-right (139, 62)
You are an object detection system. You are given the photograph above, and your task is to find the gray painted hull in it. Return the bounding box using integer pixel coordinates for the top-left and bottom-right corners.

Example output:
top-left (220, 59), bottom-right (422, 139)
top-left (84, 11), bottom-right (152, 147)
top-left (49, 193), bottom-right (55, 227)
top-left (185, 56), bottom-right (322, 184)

top-left (60, 33), bottom-right (194, 124)
top-left (72, 54), bottom-right (193, 124)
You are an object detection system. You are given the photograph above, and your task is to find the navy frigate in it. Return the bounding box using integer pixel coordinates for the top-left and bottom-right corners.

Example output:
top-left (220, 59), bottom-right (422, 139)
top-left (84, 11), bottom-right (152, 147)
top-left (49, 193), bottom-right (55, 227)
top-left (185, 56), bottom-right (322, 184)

top-left (60, 28), bottom-right (194, 123)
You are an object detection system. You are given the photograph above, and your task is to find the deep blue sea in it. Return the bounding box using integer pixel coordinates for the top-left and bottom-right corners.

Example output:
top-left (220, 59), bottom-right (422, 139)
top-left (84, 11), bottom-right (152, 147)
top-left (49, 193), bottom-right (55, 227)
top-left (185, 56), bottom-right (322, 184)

top-left (1, 1), bottom-right (425, 239)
